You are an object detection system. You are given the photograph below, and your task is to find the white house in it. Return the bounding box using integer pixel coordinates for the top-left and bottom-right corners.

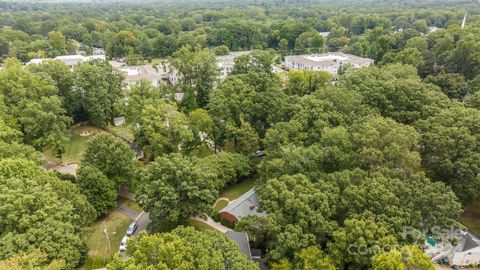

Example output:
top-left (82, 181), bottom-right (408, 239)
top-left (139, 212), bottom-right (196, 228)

top-left (426, 232), bottom-right (480, 267)
top-left (284, 52), bottom-right (374, 75)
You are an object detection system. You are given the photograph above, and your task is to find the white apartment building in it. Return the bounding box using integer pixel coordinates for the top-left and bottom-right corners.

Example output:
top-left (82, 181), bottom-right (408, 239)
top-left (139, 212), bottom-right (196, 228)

top-left (27, 54), bottom-right (106, 68)
top-left (216, 51), bottom-right (250, 79)
top-left (284, 52), bottom-right (374, 75)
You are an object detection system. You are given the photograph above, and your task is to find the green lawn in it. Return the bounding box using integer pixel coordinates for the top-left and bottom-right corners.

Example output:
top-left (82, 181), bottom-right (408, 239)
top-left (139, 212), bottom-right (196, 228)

top-left (191, 144), bottom-right (215, 158)
top-left (44, 125), bottom-right (104, 164)
top-left (117, 197), bottom-right (143, 212)
top-left (187, 219), bottom-right (217, 232)
top-left (213, 199), bottom-right (229, 212)
top-left (460, 199), bottom-right (480, 236)
top-left (219, 178), bottom-right (256, 201)
top-left (109, 124), bottom-right (134, 141)
top-left (81, 210), bottom-right (132, 270)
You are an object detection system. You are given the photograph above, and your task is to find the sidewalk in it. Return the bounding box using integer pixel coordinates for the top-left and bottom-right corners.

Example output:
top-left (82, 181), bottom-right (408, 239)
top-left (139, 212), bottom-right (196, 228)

top-left (190, 216), bottom-right (232, 233)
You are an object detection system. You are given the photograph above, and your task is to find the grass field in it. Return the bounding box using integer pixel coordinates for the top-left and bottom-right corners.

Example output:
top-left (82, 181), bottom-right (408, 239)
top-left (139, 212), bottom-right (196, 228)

top-left (44, 125), bottom-right (104, 164)
top-left (460, 199), bottom-right (480, 236)
top-left (117, 197), bottom-right (143, 212)
top-left (219, 178), bottom-right (256, 201)
top-left (81, 211), bottom-right (132, 270)
top-left (109, 124), bottom-right (134, 141)
top-left (187, 220), bottom-right (217, 232)
top-left (213, 199), bottom-right (229, 212)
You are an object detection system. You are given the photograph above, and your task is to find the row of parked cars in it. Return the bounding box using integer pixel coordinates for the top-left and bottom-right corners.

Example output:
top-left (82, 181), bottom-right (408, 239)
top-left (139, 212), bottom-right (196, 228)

top-left (119, 221), bottom-right (138, 252)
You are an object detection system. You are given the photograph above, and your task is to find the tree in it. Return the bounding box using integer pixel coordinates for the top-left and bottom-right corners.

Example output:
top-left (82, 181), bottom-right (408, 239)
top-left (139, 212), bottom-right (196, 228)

top-left (294, 31), bottom-right (324, 53)
top-left (170, 45), bottom-right (218, 109)
top-left (0, 58), bottom-right (71, 155)
top-left (18, 96), bottom-right (71, 157)
top-left (124, 80), bottom-right (162, 122)
top-left (27, 60), bottom-right (78, 119)
top-left (47, 31), bottom-right (67, 57)
top-left (194, 152), bottom-right (252, 189)
top-left (134, 103), bottom-right (193, 159)
top-left (351, 116), bottom-right (421, 173)
top-left (0, 158), bottom-right (88, 269)
top-left (327, 27), bottom-right (349, 50)
top-left (412, 19), bottom-right (428, 34)
top-left (286, 70), bottom-right (332, 96)
top-left (82, 133), bottom-right (136, 187)
top-left (0, 250), bottom-right (64, 270)
top-left (395, 48), bottom-right (424, 67)
top-left (341, 65), bottom-right (450, 124)
top-left (76, 165), bottom-right (117, 217)
top-left (227, 120), bottom-right (260, 155)
top-left (425, 71), bottom-right (468, 100)
top-left (188, 108), bottom-right (214, 149)
top-left (106, 30), bottom-right (137, 58)
top-left (417, 107), bottom-right (480, 204)
top-left (406, 37), bottom-right (428, 52)
top-left (107, 227), bottom-right (258, 270)
top-left (371, 245), bottom-right (434, 270)
top-left (73, 60), bottom-right (124, 127)
top-left (327, 216), bottom-right (397, 270)
top-left (271, 246), bottom-right (335, 270)
top-left (136, 154), bottom-right (217, 229)
top-left (258, 174), bottom-right (337, 261)
top-left (294, 246), bottom-right (336, 270)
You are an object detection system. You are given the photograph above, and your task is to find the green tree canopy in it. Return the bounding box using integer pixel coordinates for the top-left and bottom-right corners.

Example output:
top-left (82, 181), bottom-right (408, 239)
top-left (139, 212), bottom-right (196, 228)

top-left (76, 165), bottom-right (117, 217)
top-left (136, 154), bottom-right (217, 229)
top-left (107, 227), bottom-right (258, 270)
top-left (82, 133), bottom-right (136, 187)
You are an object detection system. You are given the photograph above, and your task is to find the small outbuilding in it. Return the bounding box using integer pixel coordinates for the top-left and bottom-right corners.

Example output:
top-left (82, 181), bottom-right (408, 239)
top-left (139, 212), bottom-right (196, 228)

top-left (113, 116), bottom-right (126, 126)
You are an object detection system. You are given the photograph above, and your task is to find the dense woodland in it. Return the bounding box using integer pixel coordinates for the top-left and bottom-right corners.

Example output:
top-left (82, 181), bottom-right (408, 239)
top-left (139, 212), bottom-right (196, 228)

top-left (2, 0), bottom-right (480, 269)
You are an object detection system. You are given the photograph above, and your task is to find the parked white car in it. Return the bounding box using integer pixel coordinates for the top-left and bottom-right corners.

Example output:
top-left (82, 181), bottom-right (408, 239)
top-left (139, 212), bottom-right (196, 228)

top-left (119, 235), bottom-right (128, 252)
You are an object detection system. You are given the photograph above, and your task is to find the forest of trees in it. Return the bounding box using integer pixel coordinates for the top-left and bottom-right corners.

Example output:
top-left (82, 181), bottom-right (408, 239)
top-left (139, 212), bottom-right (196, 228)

top-left (1, 0), bottom-right (480, 269)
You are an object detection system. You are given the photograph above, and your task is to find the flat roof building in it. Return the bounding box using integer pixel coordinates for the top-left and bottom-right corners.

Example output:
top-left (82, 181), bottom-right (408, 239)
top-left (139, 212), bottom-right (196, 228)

top-left (284, 52), bottom-right (374, 75)
top-left (27, 54), bottom-right (106, 68)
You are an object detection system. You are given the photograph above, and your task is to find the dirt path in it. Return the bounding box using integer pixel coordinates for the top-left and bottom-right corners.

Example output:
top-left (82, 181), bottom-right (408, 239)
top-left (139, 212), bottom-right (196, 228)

top-left (44, 162), bottom-right (78, 176)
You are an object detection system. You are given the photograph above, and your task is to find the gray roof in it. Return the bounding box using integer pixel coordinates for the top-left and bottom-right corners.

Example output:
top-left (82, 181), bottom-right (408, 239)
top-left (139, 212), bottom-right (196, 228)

top-left (285, 52), bottom-right (374, 67)
top-left (462, 233), bottom-right (480, 252)
top-left (219, 189), bottom-right (266, 220)
top-left (225, 231), bottom-right (252, 261)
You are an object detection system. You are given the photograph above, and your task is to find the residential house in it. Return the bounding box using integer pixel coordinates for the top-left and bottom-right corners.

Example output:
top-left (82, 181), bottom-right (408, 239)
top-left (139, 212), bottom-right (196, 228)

top-left (426, 232), bottom-right (480, 267)
top-left (225, 231), bottom-right (252, 261)
top-left (219, 188), bottom-right (266, 224)
top-left (120, 64), bottom-right (167, 88)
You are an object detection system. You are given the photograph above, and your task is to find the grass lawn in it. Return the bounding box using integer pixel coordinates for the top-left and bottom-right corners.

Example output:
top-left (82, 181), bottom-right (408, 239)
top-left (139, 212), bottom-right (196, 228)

top-left (117, 197), bottom-right (143, 212)
top-left (109, 124), bottom-right (134, 141)
top-left (460, 199), bottom-right (480, 236)
top-left (213, 199), bottom-right (229, 212)
top-left (219, 178), bottom-right (256, 201)
top-left (191, 144), bottom-right (215, 158)
top-left (81, 211), bottom-right (132, 270)
top-left (44, 125), bottom-right (104, 164)
top-left (187, 220), bottom-right (217, 232)
top-left (151, 58), bottom-right (166, 64)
